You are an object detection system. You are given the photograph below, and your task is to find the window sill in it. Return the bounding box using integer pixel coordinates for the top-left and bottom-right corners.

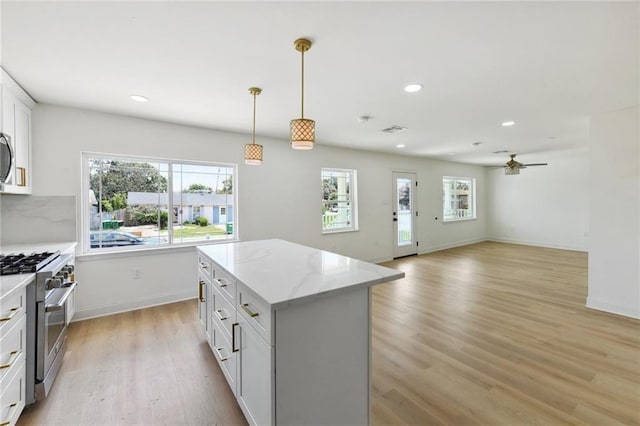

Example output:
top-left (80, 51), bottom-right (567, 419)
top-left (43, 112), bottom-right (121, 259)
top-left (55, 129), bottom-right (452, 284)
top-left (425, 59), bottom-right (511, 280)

top-left (77, 238), bottom-right (237, 262)
top-left (322, 227), bottom-right (359, 235)
top-left (442, 217), bottom-right (477, 223)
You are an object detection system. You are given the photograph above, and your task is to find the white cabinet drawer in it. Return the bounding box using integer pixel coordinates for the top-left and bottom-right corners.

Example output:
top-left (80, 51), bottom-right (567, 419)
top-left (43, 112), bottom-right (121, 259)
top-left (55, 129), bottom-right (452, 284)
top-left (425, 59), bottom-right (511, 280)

top-left (0, 287), bottom-right (26, 338)
top-left (0, 362), bottom-right (25, 426)
top-left (211, 284), bottom-right (236, 340)
top-left (0, 313), bottom-right (25, 384)
top-left (197, 254), bottom-right (213, 279)
top-left (210, 321), bottom-right (237, 395)
top-left (238, 284), bottom-right (271, 345)
top-left (212, 266), bottom-right (236, 304)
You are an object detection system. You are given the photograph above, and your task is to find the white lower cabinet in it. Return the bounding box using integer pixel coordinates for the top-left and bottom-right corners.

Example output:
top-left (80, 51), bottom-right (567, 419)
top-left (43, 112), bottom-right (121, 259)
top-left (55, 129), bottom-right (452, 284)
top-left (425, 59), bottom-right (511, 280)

top-left (210, 321), bottom-right (237, 393)
top-left (236, 314), bottom-right (272, 426)
top-left (0, 286), bottom-right (27, 426)
top-left (0, 363), bottom-right (25, 426)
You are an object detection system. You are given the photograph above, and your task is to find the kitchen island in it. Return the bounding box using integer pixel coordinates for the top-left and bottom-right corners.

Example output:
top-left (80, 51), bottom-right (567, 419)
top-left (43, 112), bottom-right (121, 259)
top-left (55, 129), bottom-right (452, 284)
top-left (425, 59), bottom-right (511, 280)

top-left (197, 239), bottom-right (404, 426)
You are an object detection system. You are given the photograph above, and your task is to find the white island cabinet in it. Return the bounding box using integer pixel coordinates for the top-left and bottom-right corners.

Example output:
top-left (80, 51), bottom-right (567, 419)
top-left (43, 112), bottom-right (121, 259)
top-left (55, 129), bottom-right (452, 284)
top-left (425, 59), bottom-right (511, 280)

top-left (197, 239), bottom-right (404, 426)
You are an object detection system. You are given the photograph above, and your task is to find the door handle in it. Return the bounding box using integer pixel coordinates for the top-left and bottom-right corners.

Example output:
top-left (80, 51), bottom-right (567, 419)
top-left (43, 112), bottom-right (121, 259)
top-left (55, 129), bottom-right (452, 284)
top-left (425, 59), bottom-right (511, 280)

top-left (45, 283), bottom-right (77, 312)
top-left (393, 218), bottom-right (398, 222)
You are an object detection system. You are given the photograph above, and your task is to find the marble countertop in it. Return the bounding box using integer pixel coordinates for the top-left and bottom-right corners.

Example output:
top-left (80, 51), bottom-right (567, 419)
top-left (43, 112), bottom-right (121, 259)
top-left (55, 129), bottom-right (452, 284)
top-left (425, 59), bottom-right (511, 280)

top-left (1, 241), bottom-right (77, 301)
top-left (198, 239), bottom-right (404, 309)
top-left (1, 241), bottom-right (77, 255)
top-left (0, 272), bottom-right (35, 302)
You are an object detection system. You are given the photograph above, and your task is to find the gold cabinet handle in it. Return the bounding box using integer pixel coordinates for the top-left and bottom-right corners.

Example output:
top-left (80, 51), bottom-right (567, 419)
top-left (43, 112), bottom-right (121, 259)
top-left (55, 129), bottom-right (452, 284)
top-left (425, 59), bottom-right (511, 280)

top-left (0, 403), bottom-right (18, 426)
top-left (0, 350), bottom-right (20, 369)
top-left (0, 308), bottom-right (20, 322)
top-left (232, 322), bottom-right (239, 353)
top-left (198, 280), bottom-right (205, 302)
top-left (214, 309), bottom-right (228, 321)
top-left (241, 303), bottom-right (259, 318)
top-left (214, 278), bottom-right (227, 288)
top-left (215, 347), bottom-right (229, 362)
top-left (17, 167), bottom-right (26, 187)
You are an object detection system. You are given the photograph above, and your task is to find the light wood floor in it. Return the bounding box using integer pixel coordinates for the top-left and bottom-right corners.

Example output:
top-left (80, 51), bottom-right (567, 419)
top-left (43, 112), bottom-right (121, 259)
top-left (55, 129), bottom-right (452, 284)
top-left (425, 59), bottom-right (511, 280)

top-left (373, 242), bottom-right (640, 425)
top-left (18, 242), bottom-right (640, 425)
top-left (18, 300), bottom-right (248, 425)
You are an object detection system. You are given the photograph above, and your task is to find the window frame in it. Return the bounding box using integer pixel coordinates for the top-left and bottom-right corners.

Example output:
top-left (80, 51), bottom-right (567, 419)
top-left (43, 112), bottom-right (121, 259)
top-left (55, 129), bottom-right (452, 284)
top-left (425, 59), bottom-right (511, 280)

top-left (442, 176), bottom-right (476, 222)
top-left (81, 152), bottom-right (238, 253)
top-left (321, 167), bottom-right (358, 234)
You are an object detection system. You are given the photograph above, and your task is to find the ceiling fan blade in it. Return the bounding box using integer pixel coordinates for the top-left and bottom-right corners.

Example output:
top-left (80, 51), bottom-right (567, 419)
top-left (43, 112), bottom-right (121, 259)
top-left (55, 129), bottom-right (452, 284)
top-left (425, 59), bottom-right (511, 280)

top-left (522, 163), bottom-right (548, 166)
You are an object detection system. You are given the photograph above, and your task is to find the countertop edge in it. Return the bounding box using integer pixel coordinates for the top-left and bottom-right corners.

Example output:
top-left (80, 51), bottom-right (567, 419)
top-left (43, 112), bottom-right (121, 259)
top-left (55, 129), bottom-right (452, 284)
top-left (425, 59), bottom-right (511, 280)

top-left (269, 271), bottom-right (405, 310)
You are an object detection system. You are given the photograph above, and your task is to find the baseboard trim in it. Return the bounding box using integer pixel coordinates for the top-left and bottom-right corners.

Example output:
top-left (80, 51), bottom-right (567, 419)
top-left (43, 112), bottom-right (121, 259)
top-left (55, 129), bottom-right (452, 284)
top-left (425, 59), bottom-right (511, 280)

top-left (488, 237), bottom-right (588, 252)
top-left (418, 238), bottom-right (488, 255)
top-left (72, 289), bottom-right (195, 322)
top-left (586, 297), bottom-right (640, 319)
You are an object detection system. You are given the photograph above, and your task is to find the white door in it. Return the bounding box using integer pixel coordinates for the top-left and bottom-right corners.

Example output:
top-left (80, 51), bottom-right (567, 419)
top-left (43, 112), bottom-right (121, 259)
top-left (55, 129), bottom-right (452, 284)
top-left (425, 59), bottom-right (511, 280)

top-left (392, 172), bottom-right (418, 258)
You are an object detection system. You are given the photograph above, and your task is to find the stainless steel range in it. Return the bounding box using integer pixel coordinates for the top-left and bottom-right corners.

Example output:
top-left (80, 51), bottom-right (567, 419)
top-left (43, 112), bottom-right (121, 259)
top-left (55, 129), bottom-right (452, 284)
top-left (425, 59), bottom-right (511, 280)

top-left (0, 250), bottom-right (77, 404)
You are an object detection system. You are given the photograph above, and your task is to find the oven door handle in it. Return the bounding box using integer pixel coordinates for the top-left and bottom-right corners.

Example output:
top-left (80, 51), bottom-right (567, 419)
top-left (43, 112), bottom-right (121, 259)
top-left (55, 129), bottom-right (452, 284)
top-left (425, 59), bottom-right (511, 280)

top-left (45, 282), bottom-right (77, 313)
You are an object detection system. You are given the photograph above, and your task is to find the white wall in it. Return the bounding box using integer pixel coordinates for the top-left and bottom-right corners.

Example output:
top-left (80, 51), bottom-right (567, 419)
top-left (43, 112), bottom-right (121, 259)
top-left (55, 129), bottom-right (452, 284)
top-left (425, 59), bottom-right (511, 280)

top-left (30, 104), bottom-right (487, 320)
top-left (487, 149), bottom-right (589, 251)
top-left (587, 106), bottom-right (640, 319)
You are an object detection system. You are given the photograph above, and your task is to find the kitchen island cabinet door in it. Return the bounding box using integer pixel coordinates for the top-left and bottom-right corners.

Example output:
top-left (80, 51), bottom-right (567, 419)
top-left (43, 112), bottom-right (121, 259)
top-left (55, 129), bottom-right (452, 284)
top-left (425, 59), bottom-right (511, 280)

top-left (236, 315), bottom-right (273, 426)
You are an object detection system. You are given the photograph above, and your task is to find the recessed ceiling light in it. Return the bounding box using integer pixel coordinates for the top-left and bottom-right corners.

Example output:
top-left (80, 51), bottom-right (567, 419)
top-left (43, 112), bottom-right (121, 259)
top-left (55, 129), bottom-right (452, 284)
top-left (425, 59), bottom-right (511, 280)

top-left (396, 144), bottom-right (406, 148)
top-left (130, 94), bottom-right (149, 103)
top-left (404, 83), bottom-right (423, 93)
top-left (501, 120), bottom-right (516, 127)
top-left (492, 150), bottom-right (509, 154)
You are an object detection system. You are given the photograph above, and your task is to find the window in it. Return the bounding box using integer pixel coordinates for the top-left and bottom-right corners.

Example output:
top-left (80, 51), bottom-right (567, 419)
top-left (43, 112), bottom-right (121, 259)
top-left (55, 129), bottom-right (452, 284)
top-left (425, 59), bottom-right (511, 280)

top-left (192, 205), bottom-right (201, 221)
top-left (443, 176), bottom-right (476, 221)
top-left (321, 168), bottom-right (357, 233)
top-left (83, 153), bottom-right (236, 252)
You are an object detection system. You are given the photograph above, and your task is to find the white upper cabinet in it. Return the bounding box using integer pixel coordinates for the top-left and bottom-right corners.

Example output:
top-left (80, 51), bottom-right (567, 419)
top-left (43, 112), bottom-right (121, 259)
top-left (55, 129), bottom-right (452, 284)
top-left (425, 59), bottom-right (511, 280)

top-left (1, 69), bottom-right (35, 195)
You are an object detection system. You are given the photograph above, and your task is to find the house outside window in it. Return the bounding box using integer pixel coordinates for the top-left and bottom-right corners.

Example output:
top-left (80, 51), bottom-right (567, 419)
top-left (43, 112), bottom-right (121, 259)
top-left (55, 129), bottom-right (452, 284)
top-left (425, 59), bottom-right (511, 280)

top-left (443, 176), bottom-right (476, 221)
top-left (83, 153), bottom-right (236, 251)
top-left (322, 168), bottom-right (358, 233)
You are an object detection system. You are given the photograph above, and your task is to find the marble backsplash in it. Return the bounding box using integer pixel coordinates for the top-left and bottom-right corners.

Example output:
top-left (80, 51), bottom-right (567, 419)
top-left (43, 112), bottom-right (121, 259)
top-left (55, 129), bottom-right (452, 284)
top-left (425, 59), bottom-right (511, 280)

top-left (0, 194), bottom-right (77, 247)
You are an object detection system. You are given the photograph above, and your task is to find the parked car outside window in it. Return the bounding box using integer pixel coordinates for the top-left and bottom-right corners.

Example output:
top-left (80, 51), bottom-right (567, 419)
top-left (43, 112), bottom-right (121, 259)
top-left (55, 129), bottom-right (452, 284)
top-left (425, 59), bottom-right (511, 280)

top-left (90, 231), bottom-right (166, 248)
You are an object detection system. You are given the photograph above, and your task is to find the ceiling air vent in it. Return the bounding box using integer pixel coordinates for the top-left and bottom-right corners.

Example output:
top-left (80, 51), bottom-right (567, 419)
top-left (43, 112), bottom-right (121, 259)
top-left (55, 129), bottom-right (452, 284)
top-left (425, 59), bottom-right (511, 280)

top-left (381, 125), bottom-right (407, 134)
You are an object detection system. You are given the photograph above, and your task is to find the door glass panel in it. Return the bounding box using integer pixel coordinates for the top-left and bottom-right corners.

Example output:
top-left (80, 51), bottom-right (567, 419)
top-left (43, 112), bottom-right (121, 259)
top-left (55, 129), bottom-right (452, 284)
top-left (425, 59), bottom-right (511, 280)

top-left (397, 178), bottom-right (412, 246)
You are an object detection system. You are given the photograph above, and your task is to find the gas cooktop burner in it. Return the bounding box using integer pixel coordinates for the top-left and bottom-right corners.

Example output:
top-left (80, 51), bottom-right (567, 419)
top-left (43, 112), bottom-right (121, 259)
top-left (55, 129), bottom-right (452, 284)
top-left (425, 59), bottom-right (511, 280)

top-left (0, 251), bottom-right (60, 275)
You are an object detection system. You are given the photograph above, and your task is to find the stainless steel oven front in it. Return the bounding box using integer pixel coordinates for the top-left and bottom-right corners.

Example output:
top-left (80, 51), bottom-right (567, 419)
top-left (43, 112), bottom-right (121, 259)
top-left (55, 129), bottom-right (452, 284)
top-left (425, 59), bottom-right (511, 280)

top-left (33, 254), bottom-right (77, 401)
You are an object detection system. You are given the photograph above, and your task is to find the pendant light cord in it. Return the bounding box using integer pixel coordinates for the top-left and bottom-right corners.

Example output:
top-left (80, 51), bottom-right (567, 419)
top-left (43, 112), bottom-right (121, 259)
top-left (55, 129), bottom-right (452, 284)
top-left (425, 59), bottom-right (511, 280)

top-left (301, 49), bottom-right (305, 119)
top-left (252, 91), bottom-right (257, 144)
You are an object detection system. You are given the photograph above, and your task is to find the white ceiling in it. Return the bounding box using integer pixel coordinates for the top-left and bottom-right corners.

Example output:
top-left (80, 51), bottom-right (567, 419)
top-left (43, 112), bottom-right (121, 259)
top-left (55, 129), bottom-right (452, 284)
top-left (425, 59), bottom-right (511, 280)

top-left (1, 1), bottom-right (637, 166)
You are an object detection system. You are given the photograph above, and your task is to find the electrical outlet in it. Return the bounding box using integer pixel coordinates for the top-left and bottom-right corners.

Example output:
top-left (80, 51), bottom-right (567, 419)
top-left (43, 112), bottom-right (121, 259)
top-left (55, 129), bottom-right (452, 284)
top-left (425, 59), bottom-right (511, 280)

top-left (131, 267), bottom-right (142, 280)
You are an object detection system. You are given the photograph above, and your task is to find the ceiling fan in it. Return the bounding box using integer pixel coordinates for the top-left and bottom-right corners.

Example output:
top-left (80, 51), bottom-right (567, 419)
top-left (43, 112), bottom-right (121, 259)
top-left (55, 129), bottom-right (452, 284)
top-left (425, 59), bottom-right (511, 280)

top-left (496, 154), bottom-right (548, 175)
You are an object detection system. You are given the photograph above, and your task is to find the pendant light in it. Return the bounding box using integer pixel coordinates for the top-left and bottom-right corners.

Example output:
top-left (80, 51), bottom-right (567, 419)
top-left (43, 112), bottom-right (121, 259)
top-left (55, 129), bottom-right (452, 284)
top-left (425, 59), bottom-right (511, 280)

top-left (290, 38), bottom-right (315, 150)
top-left (244, 87), bottom-right (263, 165)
